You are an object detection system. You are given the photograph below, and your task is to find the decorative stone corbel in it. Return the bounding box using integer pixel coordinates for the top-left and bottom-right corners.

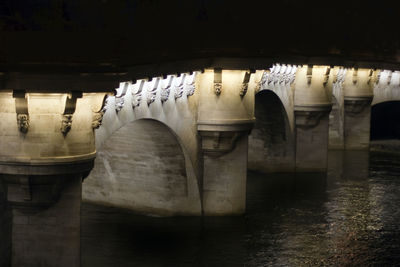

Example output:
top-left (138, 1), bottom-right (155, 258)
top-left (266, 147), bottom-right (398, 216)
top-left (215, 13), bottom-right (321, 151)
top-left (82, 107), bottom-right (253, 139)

top-left (61, 91), bottom-right (82, 135)
top-left (254, 72), bottom-right (263, 93)
top-left (147, 77), bottom-right (160, 105)
top-left (13, 90), bottom-right (29, 134)
top-left (161, 75), bottom-right (174, 103)
top-left (367, 69), bottom-right (374, 85)
top-left (186, 72), bottom-right (197, 97)
top-left (197, 120), bottom-right (254, 157)
top-left (174, 73), bottom-right (186, 100)
top-left (387, 71), bottom-right (393, 85)
top-left (344, 96), bottom-right (373, 116)
top-left (352, 68), bottom-right (358, 84)
top-left (92, 94), bottom-right (109, 129)
top-left (115, 82), bottom-right (129, 112)
top-left (132, 79), bottom-right (145, 108)
top-left (294, 104), bottom-right (332, 129)
top-left (272, 65), bottom-right (280, 85)
top-left (214, 68), bottom-right (222, 95)
top-left (375, 70), bottom-right (381, 85)
top-left (306, 65), bottom-right (313, 85)
top-left (239, 71), bottom-right (252, 97)
top-left (323, 67), bottom-right (331, 86)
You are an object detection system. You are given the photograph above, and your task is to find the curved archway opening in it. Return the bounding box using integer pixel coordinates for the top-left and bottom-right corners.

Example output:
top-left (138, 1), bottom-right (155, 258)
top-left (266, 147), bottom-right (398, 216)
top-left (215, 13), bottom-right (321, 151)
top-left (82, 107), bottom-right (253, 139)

top-left (248, 90), bottom-right (295, 173)
top-left (83, 119), bottom-right (201, 216)
top-left (371, 101), bottom-right (400, 140)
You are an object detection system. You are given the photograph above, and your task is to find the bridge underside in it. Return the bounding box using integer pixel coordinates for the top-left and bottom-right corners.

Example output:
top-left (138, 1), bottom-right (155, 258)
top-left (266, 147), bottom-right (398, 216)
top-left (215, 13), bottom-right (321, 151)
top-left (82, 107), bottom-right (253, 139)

top-left (1, 47), bottom-right (400, 267)
top-left (2, 1), bottom-right (400, 265)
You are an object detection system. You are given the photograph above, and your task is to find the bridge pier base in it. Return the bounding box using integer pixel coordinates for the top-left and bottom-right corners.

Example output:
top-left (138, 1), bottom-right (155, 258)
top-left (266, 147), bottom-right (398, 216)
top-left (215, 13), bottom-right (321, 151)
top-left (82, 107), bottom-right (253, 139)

top-left (294, 105), bottom-right (331, 172)
top-left (344, 96), bottom-right (373, 150)
top-left (342, 68), bottom-right (374, 150)
top-left (0, 161), bottom-right (93, 267)
top-left (198, 121), bottom-right (252, 215)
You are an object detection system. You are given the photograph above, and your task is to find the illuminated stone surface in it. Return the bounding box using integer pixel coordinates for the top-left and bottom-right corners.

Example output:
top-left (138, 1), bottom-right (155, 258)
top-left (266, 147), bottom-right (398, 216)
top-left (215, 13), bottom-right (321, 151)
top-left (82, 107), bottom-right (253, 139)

top-left (1, 66), bottom-right (400, 266)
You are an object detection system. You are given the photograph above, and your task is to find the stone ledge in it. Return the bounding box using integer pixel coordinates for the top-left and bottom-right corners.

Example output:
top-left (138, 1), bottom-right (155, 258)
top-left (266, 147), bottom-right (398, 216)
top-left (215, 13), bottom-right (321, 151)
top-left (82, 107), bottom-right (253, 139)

top-left (0, 154), bottom-right (95, 175)
top-left (197, 119), bottom-right (255, 132)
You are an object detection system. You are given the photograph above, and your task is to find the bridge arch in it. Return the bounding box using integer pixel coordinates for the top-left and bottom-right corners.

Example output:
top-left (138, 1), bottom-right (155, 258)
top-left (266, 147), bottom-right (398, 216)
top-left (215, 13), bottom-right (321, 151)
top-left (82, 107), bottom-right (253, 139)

top-left (371, 101), bottom-right (400, 140)
top-left (83, 80), bottom-right (201, 216)
top-left (248, 90), bottom-right (295, 173)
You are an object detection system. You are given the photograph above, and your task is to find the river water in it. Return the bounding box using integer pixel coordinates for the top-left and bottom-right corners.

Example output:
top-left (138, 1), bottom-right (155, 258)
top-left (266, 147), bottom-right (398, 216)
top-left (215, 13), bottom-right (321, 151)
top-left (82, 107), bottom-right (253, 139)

top-left (81, 150), bottom-right (400, 266)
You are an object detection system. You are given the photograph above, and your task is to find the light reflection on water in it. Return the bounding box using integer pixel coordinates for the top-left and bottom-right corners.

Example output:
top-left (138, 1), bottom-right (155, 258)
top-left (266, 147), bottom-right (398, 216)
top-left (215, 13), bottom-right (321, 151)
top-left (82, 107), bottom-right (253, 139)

top-left (81, 150), bottom-right (400, 266)
top-left (2, 151), bottom-right (400, 266)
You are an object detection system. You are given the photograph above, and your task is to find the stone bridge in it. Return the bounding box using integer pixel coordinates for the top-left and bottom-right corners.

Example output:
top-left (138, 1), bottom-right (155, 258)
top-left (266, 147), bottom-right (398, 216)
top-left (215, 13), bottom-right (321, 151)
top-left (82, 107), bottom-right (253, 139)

top-left (1, 64), bottom-right (400, 266)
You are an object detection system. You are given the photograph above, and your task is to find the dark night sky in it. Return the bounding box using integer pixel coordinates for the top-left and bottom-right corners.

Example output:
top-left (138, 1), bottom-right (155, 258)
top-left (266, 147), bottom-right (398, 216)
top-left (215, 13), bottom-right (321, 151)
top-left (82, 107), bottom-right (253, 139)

top-left (1, 1), bottom-right (400, 137)
top-left (1, 0), bottom-right (400, 68)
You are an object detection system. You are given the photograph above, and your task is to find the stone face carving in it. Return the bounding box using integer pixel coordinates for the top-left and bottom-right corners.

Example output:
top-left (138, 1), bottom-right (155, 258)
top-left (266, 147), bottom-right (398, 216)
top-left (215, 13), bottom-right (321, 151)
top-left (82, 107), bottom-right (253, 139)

top-left (261, 64), bottom-right (298, 88)
top-left (239, 83), bottom-right (248, 97)
top-left (60, 91), bottom-right (82, 136)
top-left (214, 82), bottom-right (222, 95)
top-left (375, 71), bottom-right (382, 85)
top-left (352, 68), bottom-right (358, 84)
top-left (214, 68), bottom-right (222, 95)
top-left (161, 75), bottom-right (174, 103)
top-left (334, 68), bottom-right (347, 84)
top-left (332, 68), bottom-right (346, 102)
top-left (17, 114), bottom-right (29, 134)
top-left (323, 67), bottom-right (331, 86)
top-left (147, 78), bottom-right (160, 105)
top-left (239, 71), bottom-right (251, 97)
top-left (115, 97), bottom-right (125, 112)
top-left (92, 95), bottom-right (109, 129)
top-left (174, 74), bottom-right (186, 100)
top-left (186, 72), bottom-right (196, 97)
top-left (367, 69), bottom-right (374, 85)
top-left (306, 65), bottom-right (313, 85)
top-left (115, 82), bottom-right (129, 112)
top-left (254, 82), bottom-right (261, 92)
top-left (13, 90), bottom-right (29, 134)
top-left (60, 114), bottom-right (73, 135)
top-left (92, 111), bottom-right (105, 129)
top-left (132, 80), bottom-right (145, 108)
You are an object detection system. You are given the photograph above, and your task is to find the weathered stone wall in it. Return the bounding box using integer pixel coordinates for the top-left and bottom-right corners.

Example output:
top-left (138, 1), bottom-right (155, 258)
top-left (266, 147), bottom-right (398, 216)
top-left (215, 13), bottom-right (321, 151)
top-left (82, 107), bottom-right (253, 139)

top-left (8, 175), bottom-right (82, 267)
top-left (86, 70), bottom-right (258, 216)
top-left (0, 92), bottom-right (99, 163)
top-left (84, 120), bottom-right (201, 216)
top-left (202, 135), bottom-right (248, 215)
top-left (196, 70), bottom-right (256, 215)
top-left (197, 70), bottom-right (255, 122)
top-left (344, 105), bottom-right (371, 150)
top-left (295, 115), bottom-right (330, 172)
top-left (249, 90), bottom-right (295, 173)
top-left (84, 75), bottom-right (201, 215)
